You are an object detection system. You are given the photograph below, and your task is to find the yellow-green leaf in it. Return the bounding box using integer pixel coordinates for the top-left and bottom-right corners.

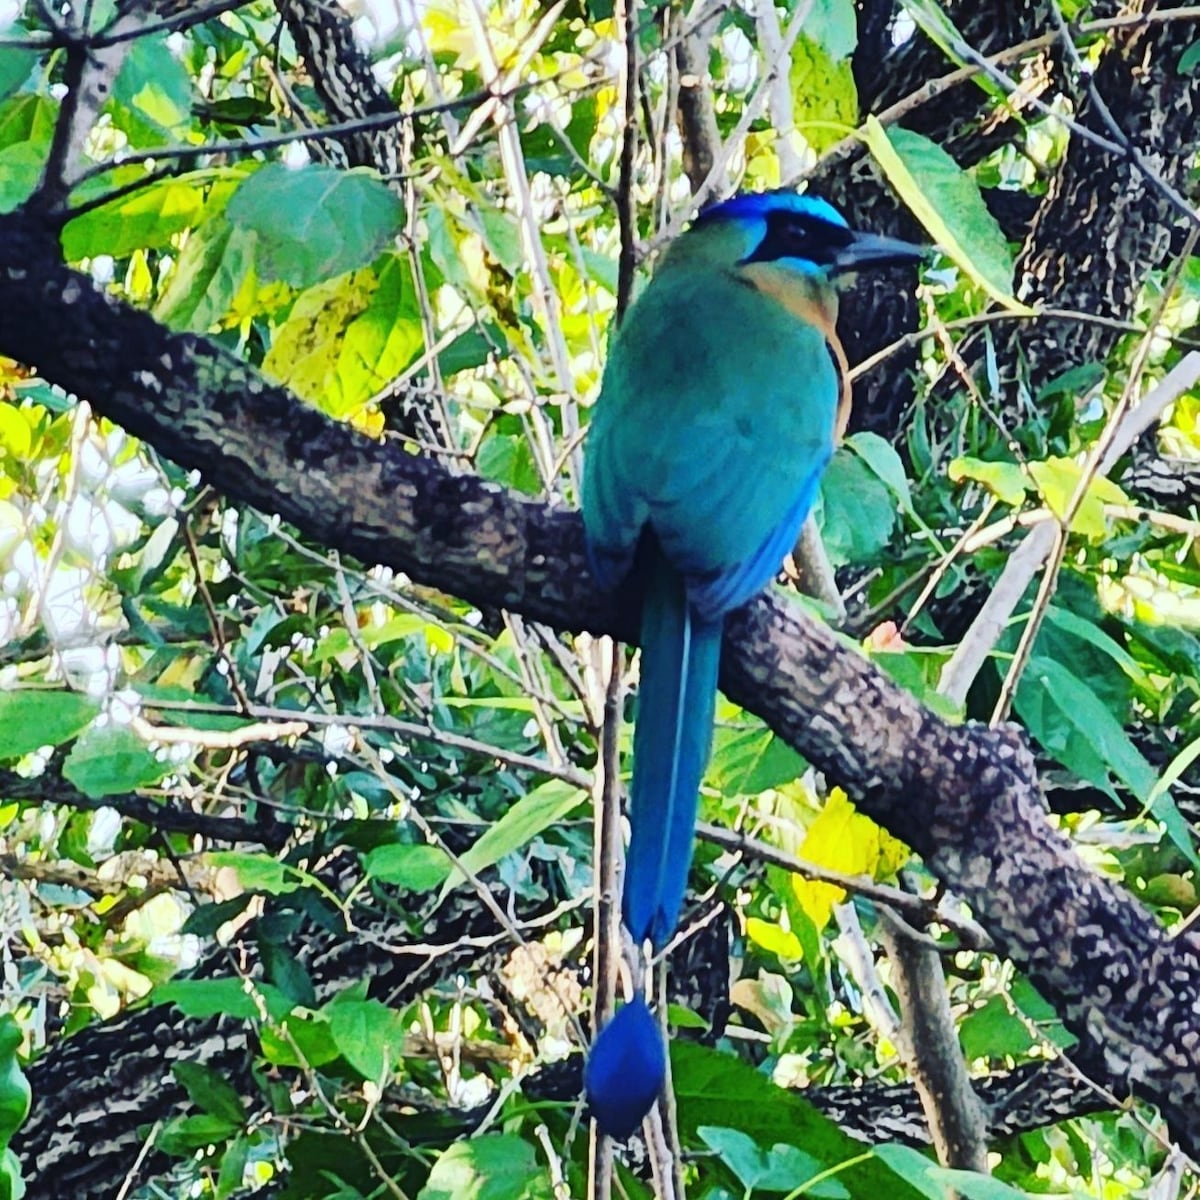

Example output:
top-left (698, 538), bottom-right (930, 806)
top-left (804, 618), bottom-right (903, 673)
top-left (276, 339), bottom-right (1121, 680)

top-left (948, 456), bottom-right (1027, 507)
top-left (792, 790), bottom-right (908, 929)
top-left (0, 402), bottom-right (31, 459)
top-left (262, 269), bottom-right (377, 412)
top-left (789, 36), bottom-right (858, 153)
top-left (1027, 456), bottom-right (1129, 540)
top-left (746, 917), bottom-right (804, 960)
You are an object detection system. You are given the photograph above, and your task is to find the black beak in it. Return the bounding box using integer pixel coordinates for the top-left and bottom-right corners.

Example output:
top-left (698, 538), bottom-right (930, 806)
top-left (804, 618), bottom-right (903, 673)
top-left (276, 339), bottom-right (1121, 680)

top-left (833, 231), bottom-right (929, 274)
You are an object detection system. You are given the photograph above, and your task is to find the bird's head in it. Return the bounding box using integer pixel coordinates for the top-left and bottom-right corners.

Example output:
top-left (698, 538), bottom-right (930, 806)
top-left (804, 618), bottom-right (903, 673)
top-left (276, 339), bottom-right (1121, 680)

top-left (677, 190), bottom-right (927, 333)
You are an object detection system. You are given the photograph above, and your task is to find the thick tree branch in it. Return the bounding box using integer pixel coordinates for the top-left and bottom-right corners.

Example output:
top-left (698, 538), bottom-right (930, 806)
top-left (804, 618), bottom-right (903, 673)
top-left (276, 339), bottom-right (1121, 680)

top-left (1, 210), bottom-right (1199, 1152)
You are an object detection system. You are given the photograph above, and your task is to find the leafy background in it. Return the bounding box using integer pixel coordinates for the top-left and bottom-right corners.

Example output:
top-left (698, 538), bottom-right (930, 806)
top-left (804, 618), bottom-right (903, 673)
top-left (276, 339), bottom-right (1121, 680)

top-left (0, 0), bottom-right (1199, 1198)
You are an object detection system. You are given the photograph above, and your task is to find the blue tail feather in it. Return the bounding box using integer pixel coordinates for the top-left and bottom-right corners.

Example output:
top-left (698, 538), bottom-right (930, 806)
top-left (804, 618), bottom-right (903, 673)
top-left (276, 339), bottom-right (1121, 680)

top-left (623, 548), bottom-right (723, 947)
top-left (585, 995), bottom-right (664, 1139)
top-left (585, 546), bottom-right (721, 1138)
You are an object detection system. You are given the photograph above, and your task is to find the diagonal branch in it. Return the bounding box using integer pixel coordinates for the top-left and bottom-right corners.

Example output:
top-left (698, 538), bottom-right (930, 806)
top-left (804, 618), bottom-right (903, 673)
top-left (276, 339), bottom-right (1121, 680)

top-left (1, 208), bottom-right (1199, 1154)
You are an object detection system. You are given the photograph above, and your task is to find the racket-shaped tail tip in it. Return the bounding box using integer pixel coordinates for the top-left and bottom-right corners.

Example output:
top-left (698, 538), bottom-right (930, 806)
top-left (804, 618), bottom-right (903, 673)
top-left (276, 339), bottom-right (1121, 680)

top-left (584, 995), bottom-right (666, 1139)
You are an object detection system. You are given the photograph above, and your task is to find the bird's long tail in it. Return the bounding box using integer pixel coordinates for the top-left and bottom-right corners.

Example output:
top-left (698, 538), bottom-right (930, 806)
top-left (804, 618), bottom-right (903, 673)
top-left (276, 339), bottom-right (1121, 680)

top-left (624, 549), bottom-right (722, 948)
top-left (586, 546), bottom-right (722, 1138)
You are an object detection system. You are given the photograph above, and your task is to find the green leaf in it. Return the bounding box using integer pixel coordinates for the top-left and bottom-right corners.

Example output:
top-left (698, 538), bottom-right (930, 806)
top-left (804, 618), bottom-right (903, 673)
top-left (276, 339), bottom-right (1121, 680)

top-left (362, 842), bottom-right (452, 892)
top-left (1148, 730), bottom-right (1200, 808)
top-left (1015, 655), bottom-right (1197, 867)
top-left (1178, 40), bottom-right (1200, 75)
top-left (477, 205), bottom-right (523, 273)
top-left (1042, 606), bottom-right (1148, 689)
top-left (948, 456), bottom-right (1027, 507)
top-left (439, 778), bottom-right (586, 899)
top-left (818, 449), bottom-right (896, 566)
top-left (876, 1144), bottom-right (1035, 1199)
top-left (208, 851), bottom-right (304, 895)
top-left (331, 252), bottom-right (424, 414)
top-left (61, 176), bottom-right (206, 261)
top-left (804, 0), bottom-right (857, 59)
top-left (0, 691), bottom-right (99, 759)
top-left (154, 213), bottom-right (254, 331)
top-left (0, 1147), bottom-right (23, 1200)
top-left (708, 720), bottom-right (805, 797)
top-left (1036, 361), bottom-right (1106, 402)
top-left (1016, 656), bottom-right (1144, 798)
top-left (417, 1135), bottom-right (552, 1200)
top-left (260, 1011), bottom-right (341, 1068)
top-left (673, 1044), bottom-right (920, 1199)
top-left (326, 996), bottom-right (407, 1081)
top-left (264, 254), bottom-right (424, 419)
top-left (263, 268), bottom-right (377, 408)
top-left (155, 977), bottom-right (293, 1022)
top-left (226, 163), bottom-right (404, 289)
top-left (1009, 976), bottom-right (1075, 1050)
top-left (135, 686), bottom-right (253, 732)
top-left (864, 118), bottom-right (1027, 312)
top-left (0, 93), bottom-right (56, 214)
top-left (959, 996), bottom-right (1034, 1060)
top-left (746, 916), bottom-right (804, 961)
top-left (0, 33), bottom-right (37, 103)
top-left (698, 1126), bottom-right (773, 1191)
top-left (173, 1062), bottom-right (246, 1126)
top-left (155, 1113), bottom-right (241, 1158)
top-left (476, 432), bottom-right (542, 496)
top-left (0, 1017), bottom-right (30, 1150)
top-left (62, 724), bottom-right (169, 797)
top-left (698, 1125), bottom-right (847, 1196)
top-left (181, 896), bottom-right (252, 937)
top-left (216, 1136), bottom-right (250, 1200)
top-left (848, 431), bottom-right (913, 514)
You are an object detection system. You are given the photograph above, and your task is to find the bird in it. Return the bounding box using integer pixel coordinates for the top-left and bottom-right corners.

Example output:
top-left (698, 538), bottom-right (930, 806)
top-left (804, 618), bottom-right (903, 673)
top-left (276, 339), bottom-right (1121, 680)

top-left (580, 190), bottom-right (925, 1139)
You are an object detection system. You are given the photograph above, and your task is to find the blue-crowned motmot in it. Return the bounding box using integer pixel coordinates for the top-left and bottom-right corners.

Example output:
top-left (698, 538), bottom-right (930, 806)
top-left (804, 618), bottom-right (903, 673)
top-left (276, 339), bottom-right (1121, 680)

top-left (580, 191), bottom-right (925, 1139)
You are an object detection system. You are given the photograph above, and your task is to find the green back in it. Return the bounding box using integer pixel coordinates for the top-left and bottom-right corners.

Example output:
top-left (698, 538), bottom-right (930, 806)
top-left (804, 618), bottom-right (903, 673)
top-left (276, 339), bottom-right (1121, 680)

top-left (582, 229), bottom-right (840, 601)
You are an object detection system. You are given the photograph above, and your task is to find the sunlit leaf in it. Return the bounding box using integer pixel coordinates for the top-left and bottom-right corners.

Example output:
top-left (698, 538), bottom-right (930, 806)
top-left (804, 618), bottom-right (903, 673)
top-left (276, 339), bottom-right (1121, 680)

top-left (792, 790), bottom-right (908, 929)
top-left (1027, 456), bottom-right (1129, 539)
top-left (155, 214), bottom-right (255, 331)
top-left (109, 36), bottom-right (192, 144)
top-left (746, 916), bottom-right (804, 961)
top-left (790, 36), bottom-right (858, 153)
top-left (0, 93), bottom-right (56, 213)
top-left (62, 176), bottom-right (207, 262)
